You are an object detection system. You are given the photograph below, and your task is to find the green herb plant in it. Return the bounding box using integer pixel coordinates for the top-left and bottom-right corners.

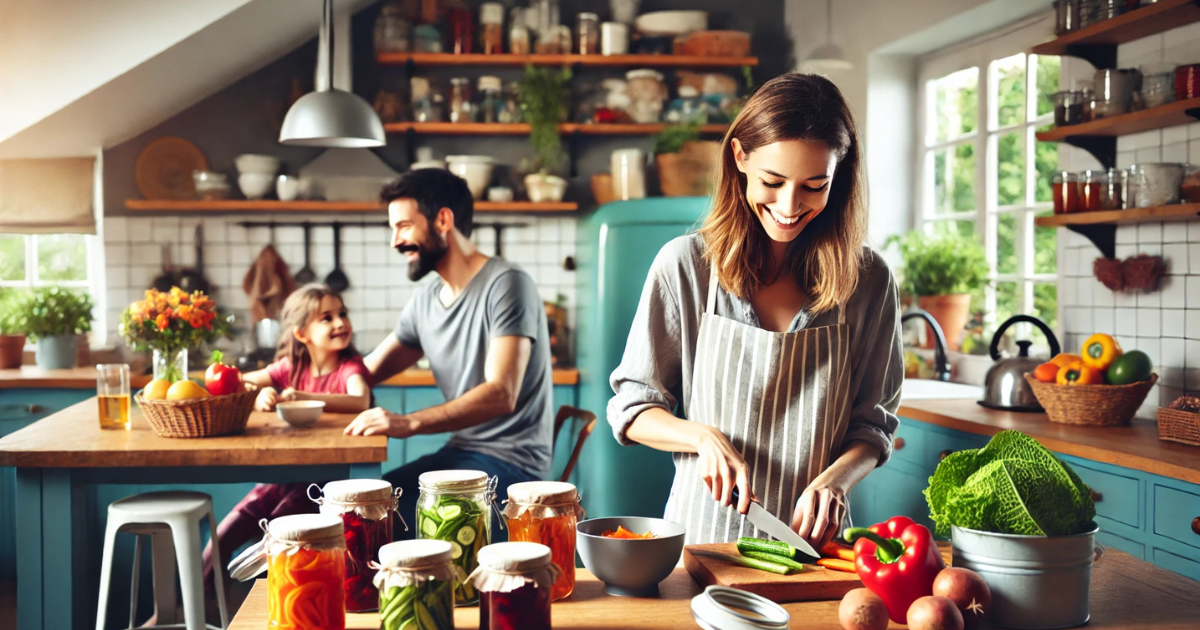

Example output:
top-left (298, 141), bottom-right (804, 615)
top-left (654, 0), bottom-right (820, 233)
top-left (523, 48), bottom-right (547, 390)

top-left (0, 289), bottom-right (30, 335)
top-left (886, 229), bottom-right (988, 297)
top-left (518, 66), bottom-right (571, 175)
top-left (651, 122), bottom-right (701, 156)
top-left (19, 286), bottom-right (94, 341)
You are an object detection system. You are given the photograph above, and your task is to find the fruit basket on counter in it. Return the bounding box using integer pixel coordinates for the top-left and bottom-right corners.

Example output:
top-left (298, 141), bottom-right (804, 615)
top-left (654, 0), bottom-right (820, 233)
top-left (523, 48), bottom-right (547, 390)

top-left (1025, 333), bottom-right (1156, 427)
top-left (136, 383), bottom-right (258, 438)
top-left (1158, 396), bottom-right (1200, 446)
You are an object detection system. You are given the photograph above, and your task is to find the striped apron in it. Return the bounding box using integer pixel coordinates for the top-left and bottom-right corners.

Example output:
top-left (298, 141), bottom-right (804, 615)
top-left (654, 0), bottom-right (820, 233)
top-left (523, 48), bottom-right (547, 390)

top-left (664, 266), bottom-right (852, 545)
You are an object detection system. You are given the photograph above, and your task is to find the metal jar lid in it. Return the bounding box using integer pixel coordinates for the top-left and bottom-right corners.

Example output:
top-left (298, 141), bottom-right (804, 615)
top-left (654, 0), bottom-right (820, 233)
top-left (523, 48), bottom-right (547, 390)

top-left (690, 586), bottom-right (790, 630)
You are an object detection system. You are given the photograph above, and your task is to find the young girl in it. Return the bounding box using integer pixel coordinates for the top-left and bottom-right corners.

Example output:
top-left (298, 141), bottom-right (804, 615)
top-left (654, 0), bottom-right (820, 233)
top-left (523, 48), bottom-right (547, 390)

top-left (202, 284), bottom-right (372, 600)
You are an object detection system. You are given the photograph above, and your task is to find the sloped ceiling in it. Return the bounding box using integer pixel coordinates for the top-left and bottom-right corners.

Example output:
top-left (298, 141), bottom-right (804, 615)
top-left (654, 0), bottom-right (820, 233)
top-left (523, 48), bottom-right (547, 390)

top-left (0, 0), bottom-right (375, 159)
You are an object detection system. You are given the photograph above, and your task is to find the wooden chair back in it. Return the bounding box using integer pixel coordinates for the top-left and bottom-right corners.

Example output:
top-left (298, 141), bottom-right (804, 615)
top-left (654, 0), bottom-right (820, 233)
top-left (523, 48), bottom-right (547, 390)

top-left (553, 405), bottom-right (597, 483)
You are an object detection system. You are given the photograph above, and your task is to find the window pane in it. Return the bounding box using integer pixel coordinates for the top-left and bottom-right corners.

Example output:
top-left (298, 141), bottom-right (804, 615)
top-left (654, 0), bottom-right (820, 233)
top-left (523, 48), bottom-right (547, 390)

top-left (996, 132), bottom-right (1025, 207)
top-left (1034, 282), bottom-right (1058, 330)
top-left (994, 53), bottom-right (1026, 128)
top-left (995, 281), bottom-right (1018, 327)
top-left (933, 68), bottom-right (979, 143)
top-left (929, 219), bottom-right (978, 239)
top-left (36, 234), bottom-right (87, 282)
top-left (1034, 211), bottom-right (1057, 274)
top-left (933, 143), bottom-right (976, 215)
top-left (1034, 55), bottom-right (1060, 119)
top-left (0, 235), bottom-right (25, 282)
top-left (1034, 137), bottom-right (1058, 204)
top-left (997, 213), bottom-right (1018, 275)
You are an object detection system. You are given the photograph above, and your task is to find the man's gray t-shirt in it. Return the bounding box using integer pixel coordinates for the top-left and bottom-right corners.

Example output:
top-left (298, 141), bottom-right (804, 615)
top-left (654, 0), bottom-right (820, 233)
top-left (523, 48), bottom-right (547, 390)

top-left (393, 257), bottom-right (553, 478)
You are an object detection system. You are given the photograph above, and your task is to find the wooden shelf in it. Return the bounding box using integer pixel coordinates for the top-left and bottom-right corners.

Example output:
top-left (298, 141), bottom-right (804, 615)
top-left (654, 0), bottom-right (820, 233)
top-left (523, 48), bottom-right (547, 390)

top-left (1035, 204), bottom-right (1200, 227)
top-left (123, 199), bottom-right (578, 213)
top-left (1030, 0), bottom-right (1200, 68)
top-left (1036, 98), bottom-right (1200, 141)
top-left (377, 52), bottom-right (758, 68)
top-left (384, 122), bottom-right (729, 135)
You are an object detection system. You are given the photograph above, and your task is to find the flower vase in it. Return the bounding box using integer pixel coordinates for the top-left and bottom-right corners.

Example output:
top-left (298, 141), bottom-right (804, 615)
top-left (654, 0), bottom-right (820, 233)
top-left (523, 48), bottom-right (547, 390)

top-left (153, 348), bottom-right (188, 382)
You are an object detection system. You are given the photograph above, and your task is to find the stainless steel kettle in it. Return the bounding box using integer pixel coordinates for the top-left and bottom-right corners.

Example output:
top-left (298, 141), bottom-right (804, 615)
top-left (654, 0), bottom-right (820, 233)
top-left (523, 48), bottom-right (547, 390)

top-left (979, 315), bottom-right (1060, 412)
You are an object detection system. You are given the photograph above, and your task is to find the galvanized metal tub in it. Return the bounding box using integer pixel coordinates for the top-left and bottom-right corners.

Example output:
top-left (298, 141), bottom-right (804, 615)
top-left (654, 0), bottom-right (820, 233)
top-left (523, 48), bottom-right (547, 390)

top-left (951, 525), bottom-right (1101, 629)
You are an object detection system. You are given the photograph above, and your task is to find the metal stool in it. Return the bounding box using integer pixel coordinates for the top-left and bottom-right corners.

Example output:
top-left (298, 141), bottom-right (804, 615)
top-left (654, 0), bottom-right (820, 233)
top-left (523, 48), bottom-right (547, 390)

top-left (95, 491), bottom-right (229, 630)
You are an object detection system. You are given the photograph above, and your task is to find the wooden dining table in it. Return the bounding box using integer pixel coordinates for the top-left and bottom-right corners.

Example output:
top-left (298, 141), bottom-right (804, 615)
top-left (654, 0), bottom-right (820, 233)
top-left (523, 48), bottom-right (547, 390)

top-left (0, 398), bottom-right (387, 630)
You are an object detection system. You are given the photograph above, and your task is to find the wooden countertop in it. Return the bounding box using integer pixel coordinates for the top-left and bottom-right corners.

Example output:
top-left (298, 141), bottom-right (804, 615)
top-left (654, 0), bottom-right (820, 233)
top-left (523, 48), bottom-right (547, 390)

top-left (0, 365), bottom-right (579, 389)
top-left (898, 398), bottom-right (1200, 485)
top-left (0, 399), bottom-right (387, 468)
top-left (229, 548), bottom-right (1200, 629)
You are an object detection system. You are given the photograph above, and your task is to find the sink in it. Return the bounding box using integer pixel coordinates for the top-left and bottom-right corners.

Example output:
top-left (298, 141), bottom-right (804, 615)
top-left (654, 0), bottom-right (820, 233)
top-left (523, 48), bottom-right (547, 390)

top-left (901, 379), bottom-right (983, 401)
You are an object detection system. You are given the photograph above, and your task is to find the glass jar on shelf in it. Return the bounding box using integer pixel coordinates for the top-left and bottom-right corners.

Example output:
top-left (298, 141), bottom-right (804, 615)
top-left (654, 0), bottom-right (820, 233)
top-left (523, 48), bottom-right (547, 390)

top-left (1140, 63), bottom-right (1176, 109)
top-left (480, 2), bottom-right (504, 54)
top-left (477, 76), bottom-right (504, 123)
top-left (1053, 90), bottom-right (1085, 127)
top-left (411, 77), bottom-right (444, 122)
top-left (413, 24), bottom-right (443, 53)
top-left (1054, 0), bottom-right (1080, 34)
top-left (449, 5), bottom-right (474, 54)
top-left (499, 81), bottom-right (523, 123)
top-left (310, 480), bottom-right (402, 613)
top-left (1052, 171), bottom-right (1081, 214)
top-left (510, 7), bottom-right (532, 54)
top-left (503, 482), bottom-right (584, 601)
top-left (625, 69), bottom-right (667, 123)
top-left (416, 470), bottom-right (496, 605)
top-left (577, 13), bottom-right (600, 55)
top-left (374, 2), bottom-right (411, 53)
top-left (1101, 168), bottom-right (1125, 210)
top-left (449, 77), bottom-right (473, 123)
top-left (468, 542), bottom-right (560, 630)
top-left (1079, 169), bottom-right (1104, 211)
top-left (375, 540), bottom-right (456, 630)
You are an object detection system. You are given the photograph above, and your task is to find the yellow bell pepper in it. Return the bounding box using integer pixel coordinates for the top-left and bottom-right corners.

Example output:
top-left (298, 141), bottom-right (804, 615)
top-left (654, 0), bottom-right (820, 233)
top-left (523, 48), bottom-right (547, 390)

top-left (1081, 333), bottom-right (1122, 370)
top-left (1049, 353), bottom-right (1081, 368)
top-left (1057, 361), bottom-right (1105, 386)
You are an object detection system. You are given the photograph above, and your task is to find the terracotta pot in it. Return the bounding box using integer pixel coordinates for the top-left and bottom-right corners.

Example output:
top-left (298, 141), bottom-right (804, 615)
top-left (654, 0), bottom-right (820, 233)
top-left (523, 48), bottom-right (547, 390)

top-left (591, 173), bottom-right (616, 206)
top-left (917, 294), bottom-right (972, 352)
top-left (655, 141), bottom-right (719, 197)
top-left (0, 334), bottom-right (25, 369)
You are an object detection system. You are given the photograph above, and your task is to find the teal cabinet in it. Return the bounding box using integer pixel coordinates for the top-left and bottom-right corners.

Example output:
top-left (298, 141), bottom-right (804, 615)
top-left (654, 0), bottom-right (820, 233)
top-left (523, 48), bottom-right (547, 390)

top-left (853, 414), bottom-right (1200, 581)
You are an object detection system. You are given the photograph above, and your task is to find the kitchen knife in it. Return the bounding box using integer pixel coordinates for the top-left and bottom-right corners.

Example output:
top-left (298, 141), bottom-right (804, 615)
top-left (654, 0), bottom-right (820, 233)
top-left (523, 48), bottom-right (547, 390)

top-left (732, 487), bottom-right (820, 559)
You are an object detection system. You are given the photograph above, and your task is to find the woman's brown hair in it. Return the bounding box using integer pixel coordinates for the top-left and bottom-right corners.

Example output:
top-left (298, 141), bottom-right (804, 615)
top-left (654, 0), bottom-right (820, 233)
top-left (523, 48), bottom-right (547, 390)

top-left (275, 284), bottom-right (359, 389)
top-left (698, 72), bottom-right (867, 314)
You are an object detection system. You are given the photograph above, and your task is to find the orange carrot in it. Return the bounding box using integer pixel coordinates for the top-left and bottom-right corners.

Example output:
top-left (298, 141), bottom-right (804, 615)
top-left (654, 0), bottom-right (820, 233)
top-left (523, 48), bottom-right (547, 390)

top-left (820, 542), bottom-right (855, 562)
top-left (817, 558), bottom-right (857, 572)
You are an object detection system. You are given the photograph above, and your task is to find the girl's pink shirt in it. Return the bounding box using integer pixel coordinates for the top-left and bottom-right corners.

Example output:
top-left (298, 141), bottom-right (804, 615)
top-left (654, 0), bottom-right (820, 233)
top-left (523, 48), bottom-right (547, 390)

top-left (265, 355), bottom-right (370, 394)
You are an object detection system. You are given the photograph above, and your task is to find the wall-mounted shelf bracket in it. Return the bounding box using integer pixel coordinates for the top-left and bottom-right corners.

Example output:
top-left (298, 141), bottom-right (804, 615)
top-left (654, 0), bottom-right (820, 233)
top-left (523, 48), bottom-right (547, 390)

top-left (1063, 135), bottom-right (1117, 169)
top-left (1067, 224), bottom-right (1117, 259)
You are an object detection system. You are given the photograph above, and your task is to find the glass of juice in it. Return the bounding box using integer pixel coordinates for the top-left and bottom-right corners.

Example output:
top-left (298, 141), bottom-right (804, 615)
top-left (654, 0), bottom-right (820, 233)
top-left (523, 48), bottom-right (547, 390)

top-left (97, 364), bottom-right (131, 430)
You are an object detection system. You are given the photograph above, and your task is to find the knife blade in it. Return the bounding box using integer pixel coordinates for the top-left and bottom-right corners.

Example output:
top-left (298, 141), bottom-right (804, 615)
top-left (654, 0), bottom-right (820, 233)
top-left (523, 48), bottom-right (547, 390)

top-left (732, 487), bottom-right (820, 559)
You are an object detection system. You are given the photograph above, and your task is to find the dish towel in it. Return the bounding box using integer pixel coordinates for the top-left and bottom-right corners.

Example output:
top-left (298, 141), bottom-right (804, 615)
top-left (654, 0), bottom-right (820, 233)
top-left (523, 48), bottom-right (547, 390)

top-left (242, 244), bottom-right (296, 322)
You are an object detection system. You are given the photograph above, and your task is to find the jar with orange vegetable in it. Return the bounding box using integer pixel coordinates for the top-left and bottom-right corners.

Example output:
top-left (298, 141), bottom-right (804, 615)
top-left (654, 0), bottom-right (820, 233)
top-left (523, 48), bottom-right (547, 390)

top-left (264, 514), bottom-right (347, 630)
top-left (502, 481), bottom-right (584, 600)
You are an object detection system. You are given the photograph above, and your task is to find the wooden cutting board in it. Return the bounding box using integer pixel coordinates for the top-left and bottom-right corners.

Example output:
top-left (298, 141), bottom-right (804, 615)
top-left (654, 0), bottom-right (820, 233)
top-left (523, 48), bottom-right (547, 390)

top-left (683, 543), bottom-right (862, 602)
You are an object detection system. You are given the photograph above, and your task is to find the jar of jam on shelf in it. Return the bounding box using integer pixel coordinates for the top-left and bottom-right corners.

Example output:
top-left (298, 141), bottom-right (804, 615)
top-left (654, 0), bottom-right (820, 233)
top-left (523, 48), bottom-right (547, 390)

top-left (480, 2), bottom-right (504, 54)
top-left (1079, 169), bottom-right (1104, 211)
top-left (469, 542), bottom-right (561, 630)
top-left (1052, 172), bottom-right (1082, 214)
top-left (449, 77), bottom-right (473, 123)
top-left (309, 479), bottom-right (402, 613)
top-left (261, 514), bottom-right (346, 630)
top-left (375, 540), bottom-right (456, 630)
top-left (577, 12), bottom-right (600, 55)
top-left (1101, 167), bottom-right (1125, 210)
top-left (416, 470), bottom-right (497, 605)
top-left (503, 481), bottom-right (585, 601)
top-left (449, 4), bottom-right (474, 54)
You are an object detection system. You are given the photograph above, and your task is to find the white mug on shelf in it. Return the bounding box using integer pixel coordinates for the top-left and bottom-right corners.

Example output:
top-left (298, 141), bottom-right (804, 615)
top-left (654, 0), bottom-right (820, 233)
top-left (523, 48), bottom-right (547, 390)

top-left (610, 148), bottom-right (646, 201)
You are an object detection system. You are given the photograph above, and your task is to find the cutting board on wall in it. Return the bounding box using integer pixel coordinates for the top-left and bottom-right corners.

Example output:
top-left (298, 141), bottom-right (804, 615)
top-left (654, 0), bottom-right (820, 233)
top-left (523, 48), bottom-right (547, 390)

top-left (683, 543), bottom-right (862, 602)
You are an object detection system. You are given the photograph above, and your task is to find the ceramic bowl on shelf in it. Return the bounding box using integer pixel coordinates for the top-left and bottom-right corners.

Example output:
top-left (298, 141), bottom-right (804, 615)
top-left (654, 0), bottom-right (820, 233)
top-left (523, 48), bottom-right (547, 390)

top-left (235, 154), bottom-right (281, 175)
top-left (193, 171), bottom-right (231, 200)
top-left (525, 174), bottom-right (568, 203)
top-left (238, 173), bottom-right (275, 200)
top-left (635, 10), bottom-right (707, 36)
top-left (276, 175), bottom-right (301, 201)
top-left (487, 186), bottom-right (514, 203)
top-left (446, 155), bottom-right (495, 200)
top-left (275, 400), bottom-right (325, 428)
top-left (576, 516), bottom-right (685, 597)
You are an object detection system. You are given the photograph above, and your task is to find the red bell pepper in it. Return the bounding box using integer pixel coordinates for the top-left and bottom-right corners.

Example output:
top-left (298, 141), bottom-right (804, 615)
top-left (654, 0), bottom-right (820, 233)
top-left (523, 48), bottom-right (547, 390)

top-left (845, 516), bottom-right (945, 623)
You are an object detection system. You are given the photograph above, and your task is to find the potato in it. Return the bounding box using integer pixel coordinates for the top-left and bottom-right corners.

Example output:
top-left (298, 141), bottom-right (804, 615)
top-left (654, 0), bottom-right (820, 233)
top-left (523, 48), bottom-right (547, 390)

top-left (838, 588), bottom-right (889, 630)
top-left (932, 567), bottom-right (992, 630)
top-left (907, 595), bottom-right (964, 630)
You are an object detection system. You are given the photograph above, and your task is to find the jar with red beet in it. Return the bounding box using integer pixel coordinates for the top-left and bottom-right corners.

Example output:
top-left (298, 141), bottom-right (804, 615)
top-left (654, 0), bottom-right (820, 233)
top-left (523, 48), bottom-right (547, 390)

top-left (469, 542), bottom-right (561, 630)
top-left (1080, 169), bottom-right (1104, 211)
top-left (1052, 172), bottom-right (1082, 214)
top-left (310, 479), bottom-right (403, 612)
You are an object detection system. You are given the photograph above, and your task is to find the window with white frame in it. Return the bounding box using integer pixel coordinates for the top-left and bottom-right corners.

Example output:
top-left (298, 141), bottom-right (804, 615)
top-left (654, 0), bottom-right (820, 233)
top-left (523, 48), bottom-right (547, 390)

top-left (0, 233), bottom-right (94, 291)
top-left (918, 23), bottom-right (1062, 348)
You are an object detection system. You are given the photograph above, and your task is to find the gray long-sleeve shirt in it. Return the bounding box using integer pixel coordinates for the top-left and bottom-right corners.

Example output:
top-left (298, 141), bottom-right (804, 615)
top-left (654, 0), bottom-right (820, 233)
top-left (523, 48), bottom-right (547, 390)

top-left (607, 233), bottom-right (902, 465)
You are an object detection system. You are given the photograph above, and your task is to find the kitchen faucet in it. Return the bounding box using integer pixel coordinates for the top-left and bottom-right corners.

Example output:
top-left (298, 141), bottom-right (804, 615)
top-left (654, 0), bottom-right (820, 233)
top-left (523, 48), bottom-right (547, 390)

top-left (900, 309), bottom-right (952, 382)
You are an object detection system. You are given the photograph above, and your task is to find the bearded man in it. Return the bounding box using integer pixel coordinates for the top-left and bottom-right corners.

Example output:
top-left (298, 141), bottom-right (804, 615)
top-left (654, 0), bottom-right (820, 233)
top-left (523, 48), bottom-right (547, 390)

top-left (345, 168), bottom-right (553, 538)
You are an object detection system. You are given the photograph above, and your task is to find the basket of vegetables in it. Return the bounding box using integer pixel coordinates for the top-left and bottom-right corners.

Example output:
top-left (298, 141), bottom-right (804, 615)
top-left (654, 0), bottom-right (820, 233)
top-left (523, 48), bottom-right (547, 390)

top-left (1158, 396), bottom-right (1200, 446)
top-left (1025, 333), bottom-right (1155, 426)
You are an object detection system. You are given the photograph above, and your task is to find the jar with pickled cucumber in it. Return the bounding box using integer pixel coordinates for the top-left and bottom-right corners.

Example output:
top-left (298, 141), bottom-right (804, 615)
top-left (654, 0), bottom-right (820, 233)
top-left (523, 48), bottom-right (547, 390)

top-left (375, 539), bottom-right (456, 630)
top-left (416, 470), bottom-right (495, 605)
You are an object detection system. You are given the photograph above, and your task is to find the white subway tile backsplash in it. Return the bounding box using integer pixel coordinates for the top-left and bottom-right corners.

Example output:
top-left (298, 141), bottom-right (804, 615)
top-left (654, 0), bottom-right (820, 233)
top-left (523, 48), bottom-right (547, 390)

top-left (1116, 308), bottom-right (1138, 333)
top-left (1115, 226), bottom-right (1138, 245)
top-left (1115, 243), bottom-right (1137, 259)
top-left (1093, 280), bottom-right (1115, 307)
top-left (1094, 308), bottom-right (1114, 334)
top-left (1189, 277), bottom-right (1200, 308)
top-left (1135, 147), bottom-right (1162, 162)
top-left (1188, 341), bottom-right (1200, 369)
top-left (1187, 368), bottom-right (1200, 391)
top-left (1161, 275), bottom-right (1187, 308)
top-left (1163, 332), bottom-right (1187, 367)
top-left (1138, 287), bottom-right (1161, 308)
top-left (1163, 309), bottom-right (1185, 337)
top-left (1188, 309), bottom-right (1200, 339)
top-left (1139, 308), bottom-right (1162, 337)
top-left (1078, 276), bottom-right (1094, 304)
top-left (1115, 150), bottom-right (1136, 169)
top-left (1163, 243), bottom-right (1189, 273)
top-left (1137, 338), bottom-right (1161, 366)
top-left (1191, 139), bottom-right (1200, 164)
top-left (1163, 125), bottom-right (1191, 146)
top-left (1163, 142), bottom-right (1189, 164)
top-left (1138, 223), bottom-right (1163, 244)
top-left (1114, 289), bottom-right (1137, 308)
top-left (1122, 129), bottom-right (1163, 150)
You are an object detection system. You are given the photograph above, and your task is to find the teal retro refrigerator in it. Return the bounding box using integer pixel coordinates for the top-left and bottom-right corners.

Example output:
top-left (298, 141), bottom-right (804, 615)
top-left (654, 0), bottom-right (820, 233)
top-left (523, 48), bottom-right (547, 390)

top-left (575, 197), bottom-right (710, 519)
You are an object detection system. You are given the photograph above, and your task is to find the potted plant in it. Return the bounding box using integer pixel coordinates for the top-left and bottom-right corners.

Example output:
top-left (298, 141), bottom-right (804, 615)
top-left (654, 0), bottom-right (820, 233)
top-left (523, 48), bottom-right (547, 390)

top-left (887, 229), bottom-right (987, 352)
top-left (20, 286), bottom-right (94, 370)
top-left (120, 287), bottom-right (229, 382)
top-left (518, 66), bottom-right (571, 203)
top-left (652, 122), bottom-right (719, 197)
top-left (0, 289), bottom-right (29, 369)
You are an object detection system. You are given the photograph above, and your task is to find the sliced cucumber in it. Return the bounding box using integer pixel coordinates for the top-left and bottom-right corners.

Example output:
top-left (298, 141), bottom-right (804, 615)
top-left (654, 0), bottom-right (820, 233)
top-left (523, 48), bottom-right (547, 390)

top-left (456, 525), bottom-right (476, 546)
top-left (420, 517), bottom-right (438, 537)
top-left (449, 541), bottom-right (462, 560)
top-left (437, 504), bottom-right (462, 520)
top-left (740, 550), bottom-right (808, 573)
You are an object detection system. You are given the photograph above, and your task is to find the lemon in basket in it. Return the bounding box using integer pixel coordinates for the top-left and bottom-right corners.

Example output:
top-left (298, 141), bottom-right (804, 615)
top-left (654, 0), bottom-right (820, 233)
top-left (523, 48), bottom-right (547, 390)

top-left (166, 380), bottom-right (209, 401)
top-left (144, 379), bottom-right (172, 400)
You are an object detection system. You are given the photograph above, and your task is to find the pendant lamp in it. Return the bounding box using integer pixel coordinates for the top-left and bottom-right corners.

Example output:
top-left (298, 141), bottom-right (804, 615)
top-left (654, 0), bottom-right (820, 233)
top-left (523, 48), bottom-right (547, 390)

top-left (279, 0), bottom-right (385, 147)
top-left (803, 0), bottom-right (853, 73)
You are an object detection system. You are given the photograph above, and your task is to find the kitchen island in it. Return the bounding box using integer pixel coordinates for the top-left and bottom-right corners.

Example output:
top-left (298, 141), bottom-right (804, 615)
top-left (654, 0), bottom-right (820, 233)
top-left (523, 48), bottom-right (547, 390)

top-left (229, 549), bottom-right (1200, 629)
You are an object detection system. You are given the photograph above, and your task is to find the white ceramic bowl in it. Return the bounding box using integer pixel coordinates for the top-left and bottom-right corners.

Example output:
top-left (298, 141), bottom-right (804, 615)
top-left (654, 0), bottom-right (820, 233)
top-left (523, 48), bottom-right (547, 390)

top-left (524, 174), bottom-right (568, 203)
top-left (276, 175), bottom-right (301, 201)
top-left (235, 154), bottom-right (281, 175)
top-left (446, 155), bottom-right (496, 200)
top-left (275, 400), bottom-right (325, 428)
top-left (238, 173), bottom-right (275, 199)
top-left (635, 11), bottom-right (707, 36)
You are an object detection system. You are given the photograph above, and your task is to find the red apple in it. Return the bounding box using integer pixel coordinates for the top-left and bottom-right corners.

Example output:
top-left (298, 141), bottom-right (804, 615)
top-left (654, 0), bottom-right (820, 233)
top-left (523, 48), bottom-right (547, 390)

top-left (204, 351), bottom-right (242, 396)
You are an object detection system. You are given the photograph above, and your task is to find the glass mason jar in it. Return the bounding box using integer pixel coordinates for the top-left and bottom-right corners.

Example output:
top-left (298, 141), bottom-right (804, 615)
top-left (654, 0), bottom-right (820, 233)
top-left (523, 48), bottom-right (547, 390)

top-left (480, 2), bottom-right (504, 54)
top-left (416, 470), bottom-right (496, 605)
top-left (477, 76), bottom-right (504, 123)
top-left (1080, 169), bottom-right (1104, 211)
top-left (152, 348), bottom-right (187, 382)
top-left (449, 77), bottom-right (473, 123)
top-left (265, 514), bottom-right (346, 630)
top-left (1101, 167), bottom-right (1125, 210)
top-left (577, 12), bottom-right (600, 55)
top-left (469, 542), bottom-right (560, 630)
top-left (1053, 90), bottom-right (1084, 126)
top-left (1054, 0), bottom-right (1080, 34)
top-left (449, 7), bottom-right (474, 54)
top-left (310, 479), bottom-right (401, 612)
top-left (510, 7), bottom-right (531, 55)
top-left (625, 69), bottom-right (666, 123)
top-left (373, 1), bottom-right (411, 53)
top-left (375, 540), bottom-right (456, 630)
top-left (1052, 172), bottom-right (1082, 214)
top-left (503, 481), bottom-right (584, 601)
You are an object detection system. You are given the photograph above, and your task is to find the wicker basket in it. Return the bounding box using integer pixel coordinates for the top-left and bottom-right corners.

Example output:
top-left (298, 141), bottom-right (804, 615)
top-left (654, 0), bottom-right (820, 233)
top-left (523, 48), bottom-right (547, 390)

top-left (136, 385), bottom-right (257, 438)
top-left (1024, 373), bottom-right (1157, 426)
top-left (1157, 407), bottom-right (1200, 446)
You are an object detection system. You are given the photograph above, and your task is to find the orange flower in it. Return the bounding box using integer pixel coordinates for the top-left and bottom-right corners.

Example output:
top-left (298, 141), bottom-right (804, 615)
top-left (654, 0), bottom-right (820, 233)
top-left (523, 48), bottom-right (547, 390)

top-left (155, 313), bottom-right (170, 331)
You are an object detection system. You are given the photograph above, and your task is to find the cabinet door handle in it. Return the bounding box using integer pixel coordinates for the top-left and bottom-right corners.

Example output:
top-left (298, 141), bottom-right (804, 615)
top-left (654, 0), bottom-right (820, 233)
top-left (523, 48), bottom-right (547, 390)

top-left (1192, 517), bottom-right (1200, 536)
top-left (939, 449), bottom-right (953, 460)
top-left (894, 437), bottom-right (906, 451)
top-left (1090, 489), bottom-right (1103, 503)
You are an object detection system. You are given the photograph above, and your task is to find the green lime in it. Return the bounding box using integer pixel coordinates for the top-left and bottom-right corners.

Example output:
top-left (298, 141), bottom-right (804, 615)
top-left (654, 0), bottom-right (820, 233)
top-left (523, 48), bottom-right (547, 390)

top-left (1106, 350), bottom-right (1152, 385)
